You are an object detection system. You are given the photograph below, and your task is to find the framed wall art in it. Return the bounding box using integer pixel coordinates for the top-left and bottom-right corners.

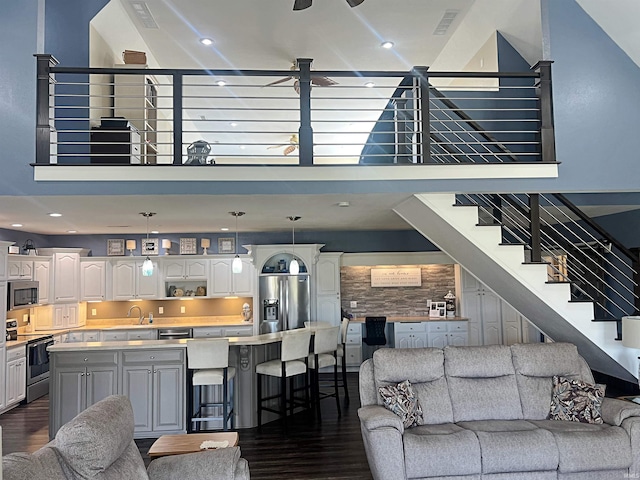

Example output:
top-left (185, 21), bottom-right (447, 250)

top-left (141, 238), bottom-right (159, 255)
top-left (107, 239), bottom-right (125, 256)
top-left (180, 237), bottom-right (197, 255)
top-left (218, 237), bottom-right (235, 254)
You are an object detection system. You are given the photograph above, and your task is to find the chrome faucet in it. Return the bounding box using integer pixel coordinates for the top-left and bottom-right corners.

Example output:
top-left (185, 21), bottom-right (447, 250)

top-left (127, 305), bottom-right (144, 324)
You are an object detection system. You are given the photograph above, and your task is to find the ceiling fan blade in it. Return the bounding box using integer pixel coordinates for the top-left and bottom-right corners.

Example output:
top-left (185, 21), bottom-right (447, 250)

top-left (311, 76), bottom-right (338, 87)
top-left (345, 0), bottom-right (364, 7)
top-left (293, 0), bottom-right (312, 10)
top-left (263, 76), bottom-right (293, 88)
top-left (283, 145), bottom-right (297, 156)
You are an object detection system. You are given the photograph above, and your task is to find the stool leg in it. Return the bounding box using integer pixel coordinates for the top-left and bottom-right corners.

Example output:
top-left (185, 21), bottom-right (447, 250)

top-left (281, 369), bottom-right (287, 429)
top-left (341, 354), bottom-right (349, 405)
top-left (222, 368), bottom-right (228, 431)
top-left (315, 366), bottom-right (322, 421)
top-left (257, 373), bottom-right (263, 429)
top-left (334, 361), bottom-right (341, 417)
top-left (230, 377), bottom-right (235, 430)
top-left (289, 376), bottom-right (295, 416)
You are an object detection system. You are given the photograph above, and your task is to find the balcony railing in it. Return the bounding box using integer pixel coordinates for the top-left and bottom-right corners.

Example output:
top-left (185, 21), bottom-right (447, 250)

top-left (36, 55), bottom-right (552, 166)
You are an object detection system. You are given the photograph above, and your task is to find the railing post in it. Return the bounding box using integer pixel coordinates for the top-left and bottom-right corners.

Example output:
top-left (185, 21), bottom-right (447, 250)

top-left (35, 54), bottom-right (58, 164)
top-left (412, 66), bottom-right (430, 164)
top-left (632, 247), bottom-right (640, 314)
top-left (533, 60), bottom-right (555, 163)
top-left (529, 194), bottom-right (542, 263)
top-left (297, 58), bottom-right (313, 166)
top-left (173, 72), bottom-right (183, 165)
top-left (394, 98), bottom-right (410, 163)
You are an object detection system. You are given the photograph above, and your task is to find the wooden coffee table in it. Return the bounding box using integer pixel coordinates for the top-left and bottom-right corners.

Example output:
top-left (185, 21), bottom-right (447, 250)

top-left (148, 432), bottom-right (239, 458)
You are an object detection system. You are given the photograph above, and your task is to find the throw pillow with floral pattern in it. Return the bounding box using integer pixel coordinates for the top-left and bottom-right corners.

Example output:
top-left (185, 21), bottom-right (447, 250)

top-left (549, 375), bottom-right (605, 424)
top-left (378, 379), bottom-right (423, 428)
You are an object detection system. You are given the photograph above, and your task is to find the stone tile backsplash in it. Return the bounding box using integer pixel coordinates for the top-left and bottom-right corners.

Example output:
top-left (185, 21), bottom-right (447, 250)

top-left (340, 264), bottom-right (456, 317)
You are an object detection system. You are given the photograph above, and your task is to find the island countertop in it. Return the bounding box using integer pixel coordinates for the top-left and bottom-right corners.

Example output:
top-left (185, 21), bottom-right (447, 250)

top-left (350, 316), bottom-right (468, 323)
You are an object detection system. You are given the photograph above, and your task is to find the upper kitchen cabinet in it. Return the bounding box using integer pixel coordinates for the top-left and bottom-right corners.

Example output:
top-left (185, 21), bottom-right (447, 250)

top-left (315, 253), bottom-right (343, 327)
top-left (0, 241), bottom-right (12, 281)
top-left (112, 259), bottom-right (160, 300)
top-left (209, 257), bottom-right (254, 297)
top-left (33, 258), bottom-right (52, 305)
top-left (7, 256), bottom-right (34, 280)
top-left (39, 249), bottom-right (89, 304)
top-left (80, 260), bottom-right (108, 302)
top-left (163, 258), bottom-right (208, 280)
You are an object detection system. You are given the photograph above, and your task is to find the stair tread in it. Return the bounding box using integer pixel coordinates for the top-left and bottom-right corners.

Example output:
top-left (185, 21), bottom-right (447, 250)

top-left (499, 242), bottom-right (527, 246)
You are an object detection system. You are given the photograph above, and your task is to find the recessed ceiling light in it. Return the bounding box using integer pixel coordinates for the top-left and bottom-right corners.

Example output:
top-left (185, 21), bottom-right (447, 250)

top-left (381, 41), bottom-right (394, 49)
top-left (221, 227), bottom-right (229, 231)
top-left (67, 230), bottom-right (77, 233)
top-left (200, 38), bottom-right (214, 46)
top-left (11, 223), bottom-right (22, 227)
top-left (49, 213), bottom-right (62, 217)
top-left (229, 122), bottom-right (238, 127)
top-left (216, 80), bottom-right (227, 87)
top-left (338, 201), bottom-right (350, 207)
top-left (364, 81), bottom-right (375, 88)
top-left (151, 230), bottom-right (159, 234)
top-left (239, 145), bottom-right (246, 150)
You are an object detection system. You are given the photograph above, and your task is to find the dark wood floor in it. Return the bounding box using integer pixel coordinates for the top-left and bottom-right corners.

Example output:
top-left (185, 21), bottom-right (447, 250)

top-left (1, 373), bottom-right (373, 480)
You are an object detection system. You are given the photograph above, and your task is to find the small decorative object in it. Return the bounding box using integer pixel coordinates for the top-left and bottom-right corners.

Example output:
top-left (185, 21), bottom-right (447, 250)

top-left (107, 239), bottom-right (125, 256)
top-left (161, 239), bottom-right (172, 255)
top-left (201, 238), bottom-right (210, 255)
top-left (8, 245), bottom-right (20, 254)
top-left (22, 239), bottom-right (37, 256)
top-left (185, 140), bottom-right (213, 165)
top-left (199, 440), bottom-right (229, 450)
top-left (173, 288), bottom-right (184, 297)
top-left (168, 285), bottom-right (176, 297)
top-left (218, 237), bottom-right (235, 254)
top-left (126, 239), bottom-right (137, 256)
top-left (196, 286), bottom-right (206, 296)
top-left (180, 237), bottom-right (197, 255)
top-left (242, 302), bottom-right (252, 322)
top-left (444, 290), bottom-right (456, 317)
top-left (430, 301), bottom-right (447, 318)
top-left (141, 238), bottom-right (159, 255)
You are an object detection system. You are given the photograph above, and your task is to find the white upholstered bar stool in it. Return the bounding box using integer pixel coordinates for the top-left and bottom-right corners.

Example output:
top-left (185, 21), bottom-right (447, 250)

top-left (307, 325), bottom-right (341, 420)
top-left (256, 328), bottom-right (311, 429)
top-left (186, 338), bottom-right (235, 432)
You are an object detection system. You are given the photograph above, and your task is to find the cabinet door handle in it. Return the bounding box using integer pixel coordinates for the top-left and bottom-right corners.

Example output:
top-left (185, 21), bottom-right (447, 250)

top-left (87, 372), bottom-right (91, 376)
top-left (80, 373), bottom-right (84, 376)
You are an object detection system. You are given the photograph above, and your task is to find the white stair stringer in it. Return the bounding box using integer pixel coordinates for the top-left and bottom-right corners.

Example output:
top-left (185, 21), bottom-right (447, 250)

top-left (394, 193), bottom-right (637, 382)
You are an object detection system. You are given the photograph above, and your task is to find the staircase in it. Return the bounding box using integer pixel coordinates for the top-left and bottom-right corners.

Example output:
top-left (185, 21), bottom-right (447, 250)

top-left (394, 192), bottom-right (639, 383)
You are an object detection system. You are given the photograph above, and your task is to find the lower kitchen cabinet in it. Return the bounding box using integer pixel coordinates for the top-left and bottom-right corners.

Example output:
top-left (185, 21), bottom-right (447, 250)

top-left (33, 303), bottom-right (86, 331)
top-left (394, 321), bottom-right (468, 349)
top-left (5, 345), bottom-right (26, 408)
top-left (101, 329), bottom-right (157, 342)
top-left (192, 325), bottom-right (254, 338)
top-left (50, 351), bottom-right (118, 437)
top-left (121, 349), bottom-right (185, 436)
top-left (394, 322), bottom-right (428, 349)
top-left (345, 323), bottom-right (362, 368)
top-left (66, 330), bottom-right (100, 343)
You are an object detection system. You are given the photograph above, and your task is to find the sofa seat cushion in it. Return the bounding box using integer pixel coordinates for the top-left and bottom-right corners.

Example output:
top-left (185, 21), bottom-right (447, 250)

top-left (403, 423), bottom-right (481, 478)
top-left (457, 420), bottom-right (558, 474)
top-left (530, 420), bottom-right (632, 473)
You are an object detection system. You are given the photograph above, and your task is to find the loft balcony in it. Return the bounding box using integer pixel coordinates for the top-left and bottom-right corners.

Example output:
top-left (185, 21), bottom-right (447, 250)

top-left (34, 55), bottom-right (558, 183)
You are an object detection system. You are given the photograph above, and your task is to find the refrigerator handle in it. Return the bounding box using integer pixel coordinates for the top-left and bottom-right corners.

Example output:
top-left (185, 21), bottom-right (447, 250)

top-left (280, 277), bottom-right (288, 331)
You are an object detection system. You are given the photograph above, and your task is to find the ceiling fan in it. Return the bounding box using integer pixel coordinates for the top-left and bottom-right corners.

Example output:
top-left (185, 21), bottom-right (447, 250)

top-left (263, 62), bottom-right (338, 94)
top-left (293, 0), bottom-right (365, 10)
top-left (267, 134), bottom-right (299, 156)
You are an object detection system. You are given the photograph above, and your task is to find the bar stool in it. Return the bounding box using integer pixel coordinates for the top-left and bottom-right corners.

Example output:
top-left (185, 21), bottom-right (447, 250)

top-left (307, 325), bottom-right (341, 420)
top-left (186, 338), bottom-right (235, 431)
top-left (335, 317), bottom-right (350, 403)
top-left (256, 328), bottom-right (311, 429)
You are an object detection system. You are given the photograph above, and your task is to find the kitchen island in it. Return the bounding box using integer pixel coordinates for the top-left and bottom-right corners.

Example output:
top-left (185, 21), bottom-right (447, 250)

top-left (47, 332), bottom-right (286, 439)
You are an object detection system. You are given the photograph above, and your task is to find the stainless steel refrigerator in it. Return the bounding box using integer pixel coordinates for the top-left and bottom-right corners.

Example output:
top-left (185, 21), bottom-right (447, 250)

top-left (259, 274), bottom-right (311, 333)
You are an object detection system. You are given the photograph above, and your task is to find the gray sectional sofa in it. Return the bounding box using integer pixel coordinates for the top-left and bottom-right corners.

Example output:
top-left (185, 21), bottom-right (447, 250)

top-left (358, 343), bottom-right (640, 480)
top-left (2, 395), bottom-right (249, 480)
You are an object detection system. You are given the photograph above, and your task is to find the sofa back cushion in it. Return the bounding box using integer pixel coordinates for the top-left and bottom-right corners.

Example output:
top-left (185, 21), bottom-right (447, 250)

top-left (373, 348), bottom-right (454, 424)
top-left (53, 395), bottom-right (146, 478)
top-left (511, 342), bottom-right (593, 419)
top-left (445, 345), bottom-right (523, 422)
top-left (2, 446), bottom-right (66, 480)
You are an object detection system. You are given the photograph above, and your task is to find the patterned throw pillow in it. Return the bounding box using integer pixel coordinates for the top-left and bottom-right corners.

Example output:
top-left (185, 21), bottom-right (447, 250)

top-left (549, 375), bottom-right (605, 424)
top-left (378, 379), bottom-right (423, 428)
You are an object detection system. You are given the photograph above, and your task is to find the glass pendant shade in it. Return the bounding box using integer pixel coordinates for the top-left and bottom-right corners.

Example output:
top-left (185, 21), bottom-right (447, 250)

top-left (289, 258), bottom-right (300, 275)
top-left (142, 256), bottom-right (153, 276)
top-left (232, 255), bottom-right (243, 274)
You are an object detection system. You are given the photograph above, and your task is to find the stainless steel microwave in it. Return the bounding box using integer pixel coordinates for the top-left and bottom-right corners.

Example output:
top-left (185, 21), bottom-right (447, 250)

top-left (7, 280), bottom-right (39, 310)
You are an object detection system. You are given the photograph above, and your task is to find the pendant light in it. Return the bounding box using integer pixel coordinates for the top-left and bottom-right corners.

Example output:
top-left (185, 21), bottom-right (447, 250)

top-left (140, 212), bottom-right (156, 277)
top-left (230, 211), bottom-right (245, 274)
top-left (288, 216), bottom-right (301, 275)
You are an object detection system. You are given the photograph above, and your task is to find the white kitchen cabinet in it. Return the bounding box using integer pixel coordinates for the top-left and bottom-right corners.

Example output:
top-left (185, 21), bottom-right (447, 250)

top-left (112, 259), bottom-right (160, 300)
top-left (101, 329), bottom-right (156, 341)
top-left (5, 345), bottom-right (27, 407)
top-left (121, 349), bottom-right (185, 436)
top-left (34, 303), bottom-right (86, 330)
top-left (52, 252), bottom-right (80, 303)
top-left (0, 345), bottom-right (6, 411)
top-left (80, 260), bottom-right (107, 301)
top-left (192, 326), bottom-right (224, 338)
top-left (427, 322), bottom-right (469, 348)
top-left (163, 259), bottom-right (208, 280)
top-left (394, 322), bottom-right (428, 349)
top-left (66, 329), bottom-right (99, 343)
top-left (344, 322), bottom-right (362, 368)
top-left (315, 253), bottom-right (342, 327)
top-left (0, 243), bottom-right (10, 281)
top-left (210, 257), bottom-right (254, 297)
top-left (7, 257), bottom-right (33, 280)
top-left (33, 258), bottom-right (52, 305)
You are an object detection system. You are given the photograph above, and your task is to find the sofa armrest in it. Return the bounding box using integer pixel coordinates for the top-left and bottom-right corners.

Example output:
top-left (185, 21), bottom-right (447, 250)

top-left (601, 397), bottom-right (640, 426)
top-left (358, 405), bottom-right (404, 434)
top-left (147, 447), bottom-right (249, 480)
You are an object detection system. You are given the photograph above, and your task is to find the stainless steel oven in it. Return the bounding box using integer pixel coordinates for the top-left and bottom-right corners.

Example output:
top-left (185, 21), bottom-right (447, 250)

top-left (26, 335), bottom-right (53, 403)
